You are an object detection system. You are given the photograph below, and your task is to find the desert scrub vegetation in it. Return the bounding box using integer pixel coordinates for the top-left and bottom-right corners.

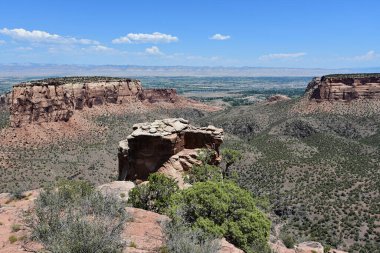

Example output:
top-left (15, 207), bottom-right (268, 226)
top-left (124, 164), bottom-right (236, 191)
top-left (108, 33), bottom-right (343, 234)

top-left (161, 221), bottom-right (220, 253)
top-left (185, 163), bottom-right (223, 184)
top-left (169, 180), bottom-right (271, 253)
top-left (128, 173), bottom-right (179, 214)
top-left (129, 164), bottom-right (271, 252)
top-left (0, 108), bottom-right (9, 129)
top-left (199, 100), bottom-right (380, 251)
top-left (29, 180), bottom-right (128, 253)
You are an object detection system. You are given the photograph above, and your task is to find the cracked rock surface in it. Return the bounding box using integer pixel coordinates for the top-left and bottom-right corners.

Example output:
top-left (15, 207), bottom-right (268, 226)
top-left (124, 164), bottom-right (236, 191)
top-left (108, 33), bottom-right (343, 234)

top-left (118, 118), bottom-right (223, 185)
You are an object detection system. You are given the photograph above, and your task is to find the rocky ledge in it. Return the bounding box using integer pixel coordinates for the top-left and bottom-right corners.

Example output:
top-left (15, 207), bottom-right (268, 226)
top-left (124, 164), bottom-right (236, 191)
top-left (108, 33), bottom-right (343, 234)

top-left (6, 77), bottom-right (179, 127)
top-left (118, 118), bottom-right (223, 185)
top-left (305, 73), bottom-right (380, 101)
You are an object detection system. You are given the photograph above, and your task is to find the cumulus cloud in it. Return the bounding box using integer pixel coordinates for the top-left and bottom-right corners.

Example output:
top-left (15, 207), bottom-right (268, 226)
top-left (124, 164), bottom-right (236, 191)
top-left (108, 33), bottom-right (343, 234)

top-left (145, 46), bottom-right (163, 55)
top-left (0, 28), bottom-right (99, 45)
top-left (112, 32), bottom-right (178, 44)
top-left (210, 34), bottom-right (231, 40)
top-left (259, 52), bottom-right (306, 61)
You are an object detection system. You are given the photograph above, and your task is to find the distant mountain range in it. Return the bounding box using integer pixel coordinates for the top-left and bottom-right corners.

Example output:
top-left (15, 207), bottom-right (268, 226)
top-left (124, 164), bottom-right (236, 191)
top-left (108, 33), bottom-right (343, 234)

top-left (0, 63), bottom-right (379, 77)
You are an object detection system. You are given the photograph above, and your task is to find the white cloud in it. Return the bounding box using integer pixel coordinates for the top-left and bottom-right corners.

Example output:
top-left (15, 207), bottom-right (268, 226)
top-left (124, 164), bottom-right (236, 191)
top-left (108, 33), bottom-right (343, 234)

top-left (0, 28), bottom-right (99, 45)
top-left (88, 45), bottom-right (113, 52)
top-left (145, 46), bottom-right (163, 55)
top-left (349, 50), bottom-right (377, 61)
top-left (0, 40), bottom-right (5, 45)
top-left (112, 32), bottom-right (178, 44)
top-left (210, 34), bottom-right (231, 40)
top-left (16, 46), bottom-right (33, 51)
top-left (186, 55), bottom-right (220, 61)
top-left (259, 52), bottom-right (306, 61)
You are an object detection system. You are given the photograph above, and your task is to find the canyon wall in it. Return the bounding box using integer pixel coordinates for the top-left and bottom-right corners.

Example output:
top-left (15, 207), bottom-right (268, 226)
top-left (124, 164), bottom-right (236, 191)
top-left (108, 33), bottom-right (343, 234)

top-left (6, 77), bottom-right (179, 127)
top-left (118, 118), bottom-right (223, 185)
top-left (306, 74), bottom-right (380, 101)
top-left (140, 88), bottom-right (178, 103)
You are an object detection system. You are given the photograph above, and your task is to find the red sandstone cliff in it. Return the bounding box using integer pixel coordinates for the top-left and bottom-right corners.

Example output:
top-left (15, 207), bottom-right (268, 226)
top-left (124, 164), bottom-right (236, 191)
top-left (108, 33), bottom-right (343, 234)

top-left (306, 74), bottom-right (380, 101)
top-left (6, 77), bottom-right (180, 127)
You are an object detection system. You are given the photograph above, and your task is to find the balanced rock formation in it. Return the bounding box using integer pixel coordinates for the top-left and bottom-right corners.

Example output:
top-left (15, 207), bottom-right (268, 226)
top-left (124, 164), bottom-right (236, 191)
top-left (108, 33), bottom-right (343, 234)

top-left (306, 74), bottom-right (380, 101)
top-left (7, 77), bottom-right (181, 127)
top-left (118, 118), bottom-right (223, 184)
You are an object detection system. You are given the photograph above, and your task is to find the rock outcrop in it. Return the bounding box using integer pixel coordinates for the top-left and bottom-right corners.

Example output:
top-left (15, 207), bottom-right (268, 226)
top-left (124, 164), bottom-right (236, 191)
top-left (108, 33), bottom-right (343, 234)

top-left (295, 241), bottom-right (324, 253)
top-left (7, 77), bottom-right (182, 127)
top-left (267, 94), bottom-right (291, 103)
top-left (97, 181), bottom-right (135, 202)
top-left (140, 88), bottom-right (178, 103)
top-left (118, 118), bottom-right (223, 184)
top-left (270, 241), bottom-right (347, 253)
top-left (306, 74), bottom-right (380, 101)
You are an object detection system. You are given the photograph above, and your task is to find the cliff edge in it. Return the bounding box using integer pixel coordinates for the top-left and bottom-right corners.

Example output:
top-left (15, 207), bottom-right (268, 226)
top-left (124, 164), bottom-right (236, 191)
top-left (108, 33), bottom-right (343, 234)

top-left (7, 77), bottom-right (180, 127)
top-left (305, 73), bottom-right (380, 101)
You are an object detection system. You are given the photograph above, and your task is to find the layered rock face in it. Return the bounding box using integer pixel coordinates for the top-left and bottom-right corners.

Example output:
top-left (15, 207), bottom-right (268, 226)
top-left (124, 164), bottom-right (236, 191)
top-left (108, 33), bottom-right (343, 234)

top-left (7, 77), bottom-right (180, 127)
top-left (306, 74), bottom-right (380, 101)
top-left (140, 88), bottom-right (178, 103)
top-left (118, 118), bottom-right (223, 182)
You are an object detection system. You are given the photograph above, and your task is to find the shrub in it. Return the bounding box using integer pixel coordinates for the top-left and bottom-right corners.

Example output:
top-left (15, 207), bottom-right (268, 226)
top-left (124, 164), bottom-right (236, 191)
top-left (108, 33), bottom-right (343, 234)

top-left (169, 181), bottom-right (271, 253)
top-left (11, 224), bottom-right (21, 232)
top-left (186, 164), bottom-right (222, 184)
top-left (221, 149), bottom-right (242, 178)
top-left (162, 221), bottom-right (220, 253)
top-left (9, 235), bottom-right (17, 244)
top-left (129, 241), bottom-right (137, 248)
top-left (129, 173), bottom-right (178, 214)
top-left (281, 234), bottom-right (296, 249)
top-left (197, 149), bottom-right (215, 164)
top-left (29, 180), bottom-right (128, 253)
top-left (324, 245), bottom-right (332, 253)
top-left (10, 189), bottom-right (25, 200)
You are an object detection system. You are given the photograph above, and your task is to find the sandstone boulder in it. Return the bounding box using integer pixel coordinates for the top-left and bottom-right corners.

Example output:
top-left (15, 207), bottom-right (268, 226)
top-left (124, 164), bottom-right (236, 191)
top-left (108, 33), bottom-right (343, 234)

top-left (97, 180), bottom-right (135, 201)
top-left (219, 238), bottom-right (244, 253)
top-left (328, 250), bottom-right (348, 253)
top-left (295, 241), bottom-right (324, 253)
top-left (123, 207), bottom-right (169, 253)
top-left (118, 118), bottom-right (223, 184)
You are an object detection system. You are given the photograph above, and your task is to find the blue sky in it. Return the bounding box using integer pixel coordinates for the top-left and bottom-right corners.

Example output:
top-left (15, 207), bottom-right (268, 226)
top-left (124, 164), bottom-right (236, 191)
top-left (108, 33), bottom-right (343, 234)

top-left (0, 0), bottom-right (379, 68)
